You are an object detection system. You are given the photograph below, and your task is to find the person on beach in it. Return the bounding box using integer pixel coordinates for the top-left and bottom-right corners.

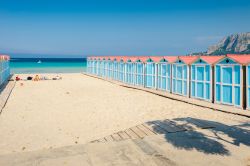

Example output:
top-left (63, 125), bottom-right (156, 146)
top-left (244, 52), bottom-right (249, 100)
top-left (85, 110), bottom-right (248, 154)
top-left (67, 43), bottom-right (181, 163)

top-left (15, 76), bottom-right (21, 81)
top-left (33, 75), bottom-right (40, 81)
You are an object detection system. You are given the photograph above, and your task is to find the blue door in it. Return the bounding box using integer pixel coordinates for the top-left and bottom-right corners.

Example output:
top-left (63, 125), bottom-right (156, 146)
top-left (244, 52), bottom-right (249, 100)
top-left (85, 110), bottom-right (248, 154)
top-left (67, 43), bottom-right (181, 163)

top-left (176, 65), bottom-right (183, 94)
top-left (222, 67), bottom-right (233, 104)
top-left (146, 63), bottom-right (155, 88)
top-left (196, 66), bottom-right (205, 98)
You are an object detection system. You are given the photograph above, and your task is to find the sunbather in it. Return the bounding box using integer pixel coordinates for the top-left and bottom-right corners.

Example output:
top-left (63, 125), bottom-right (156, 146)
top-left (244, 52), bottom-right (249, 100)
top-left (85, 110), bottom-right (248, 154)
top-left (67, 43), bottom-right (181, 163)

top-left (33, 75), bottom-right (40, 81)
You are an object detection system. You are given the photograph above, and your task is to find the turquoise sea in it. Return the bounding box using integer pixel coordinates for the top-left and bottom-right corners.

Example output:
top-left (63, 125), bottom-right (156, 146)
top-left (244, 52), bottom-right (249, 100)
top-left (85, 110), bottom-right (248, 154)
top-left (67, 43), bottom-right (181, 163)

top-left (10, 58), bottom-right (87, 74)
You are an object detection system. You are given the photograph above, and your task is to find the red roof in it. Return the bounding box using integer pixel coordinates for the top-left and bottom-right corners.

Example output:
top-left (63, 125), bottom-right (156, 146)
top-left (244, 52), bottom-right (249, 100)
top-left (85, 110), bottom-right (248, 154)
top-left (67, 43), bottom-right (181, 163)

top-left (150, 56), bottom-right (165, 62)
top-left (120, 56), bottom-right (137, 62)
top-left (226, 54), bottom-right (250, 65)
top-left (0, 55), bottom-right (10, 61)
top-left (199, 55), bottom-right (225, 65)
top-left (164, 56), bottom-right (178, 63)
top-left (109, 56), bottom-right (117, 61)
top-left (137, 56), bottom-right (151, 62)
top-left (179, 56), bottom-right (199, 65)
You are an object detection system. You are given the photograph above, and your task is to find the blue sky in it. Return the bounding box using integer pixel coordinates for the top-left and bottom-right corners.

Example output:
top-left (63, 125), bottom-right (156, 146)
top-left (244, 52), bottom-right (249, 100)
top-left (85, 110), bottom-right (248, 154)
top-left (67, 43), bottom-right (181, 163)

top-left (0, 0), bottom-right (250, 57)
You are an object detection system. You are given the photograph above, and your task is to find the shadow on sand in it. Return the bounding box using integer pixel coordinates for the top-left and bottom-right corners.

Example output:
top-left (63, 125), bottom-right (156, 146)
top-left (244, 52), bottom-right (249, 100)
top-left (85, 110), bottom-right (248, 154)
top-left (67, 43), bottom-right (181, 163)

top-left (146, 117), bottom-right (250, 156)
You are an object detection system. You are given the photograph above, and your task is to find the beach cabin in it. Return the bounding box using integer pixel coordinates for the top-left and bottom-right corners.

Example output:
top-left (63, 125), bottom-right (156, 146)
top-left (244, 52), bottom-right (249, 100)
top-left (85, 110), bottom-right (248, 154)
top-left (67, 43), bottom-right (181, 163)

top-left (103, 57), bottom-right (110, 78)
top-left (92, 57), bottom-right (98, 75)
top-left (153, 56), bottom-right (172, 91)
top-left (134, 57), bottom-right (144, 86)
top-left (118, 57), bottom-right (125, 82)
top-left (103, 57), bottom-right (108, 78)
top-left (140, 57), bottom-right (156, 89)
top-left (124, 57), bottom-right (136, 85)
top-left (190, 56), bottom-right (225, 102)
top-left (110, 57), bottom-right (118, 80)
top-left (96, 57), bottom-right (102, 76)
top-left (163, 56), bottom-right (180, 92)
top-left (172, 56), bottom-right (198, 97)
top-left (106, 57), bottom-right (113, 79)
top-left (98, 57), bottom-right (104, 77)
top-left (214, 55), bottom-right (244, 108)
top-left (87, 57), bottom-right (91, 74)
top-left (0, 55), bottom-right (10, 87)
top-left (88, 57), bottom-right (95, 74)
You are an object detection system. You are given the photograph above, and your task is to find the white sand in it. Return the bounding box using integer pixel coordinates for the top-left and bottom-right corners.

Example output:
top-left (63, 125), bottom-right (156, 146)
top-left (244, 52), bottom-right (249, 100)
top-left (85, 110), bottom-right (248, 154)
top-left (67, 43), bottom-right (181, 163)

top-left (0, 73), bottom-right (249, 155)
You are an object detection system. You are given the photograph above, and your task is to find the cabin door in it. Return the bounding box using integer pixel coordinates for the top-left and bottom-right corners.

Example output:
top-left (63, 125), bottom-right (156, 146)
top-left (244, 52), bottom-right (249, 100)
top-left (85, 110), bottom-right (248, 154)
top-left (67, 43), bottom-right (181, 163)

top-left (176, 65), bottom-right (183, 94)
top-left (221, 66), bottom-right (233, 104)
top-left (196, 66), bottom-right (205, 99)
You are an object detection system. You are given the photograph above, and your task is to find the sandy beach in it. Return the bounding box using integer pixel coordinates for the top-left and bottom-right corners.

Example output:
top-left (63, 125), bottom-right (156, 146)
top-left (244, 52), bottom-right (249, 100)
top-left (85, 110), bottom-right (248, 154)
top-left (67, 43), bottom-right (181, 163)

top-left (0, 73), bottom-right (249, 160)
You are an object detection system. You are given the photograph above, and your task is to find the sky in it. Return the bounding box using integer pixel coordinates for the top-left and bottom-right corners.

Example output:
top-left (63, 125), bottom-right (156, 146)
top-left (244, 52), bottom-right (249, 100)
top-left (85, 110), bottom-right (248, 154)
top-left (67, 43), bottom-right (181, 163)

top-left (0, 0), bottom-right (250, 58)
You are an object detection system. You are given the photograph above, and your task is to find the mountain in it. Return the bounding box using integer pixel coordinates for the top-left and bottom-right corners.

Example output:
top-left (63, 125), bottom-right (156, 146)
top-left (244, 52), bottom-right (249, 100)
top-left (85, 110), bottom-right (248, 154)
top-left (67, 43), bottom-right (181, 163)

top-left (207, 32), bottom-right (250, 55)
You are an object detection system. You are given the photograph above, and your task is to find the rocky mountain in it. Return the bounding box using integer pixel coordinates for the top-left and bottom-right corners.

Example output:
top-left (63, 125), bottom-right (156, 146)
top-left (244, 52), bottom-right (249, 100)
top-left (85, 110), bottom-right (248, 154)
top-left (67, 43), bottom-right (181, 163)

top-left (207, 32), bottom-right (250, 55)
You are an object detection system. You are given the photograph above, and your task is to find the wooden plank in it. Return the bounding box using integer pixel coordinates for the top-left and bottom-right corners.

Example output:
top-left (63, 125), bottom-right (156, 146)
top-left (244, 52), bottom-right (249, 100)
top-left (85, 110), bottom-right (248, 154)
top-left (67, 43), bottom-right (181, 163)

top-left (137, 124), bottom-right (156, 136)
top-left (171, 118), bottom-right (215, 130)
top-left (104, 135), bottom-right (114, 142)
top-left (91, 140), bottom-right (99, 143)
top-left (98, 138), bottom-right (106, 142)
top-left (170, 119), bottom-right (199, 131)
top-left (117, 131), bottom-right (130, 140)
top-left (111, 133), bottom-right (122, 141)
top-left (163, 120), bottom-right (187, 132)
top-left (187, 118), bottom-right (215, 129)
top-left (130, 126), bottom-right (147, 138)
top-left (124, 129), bottom-right (140, 139)
top-left (152, 121), bottom-right (177, 133)
top-left (144, 122), bottom-right (166, 134)
top-left (141, 124), bottom-right (158, 134)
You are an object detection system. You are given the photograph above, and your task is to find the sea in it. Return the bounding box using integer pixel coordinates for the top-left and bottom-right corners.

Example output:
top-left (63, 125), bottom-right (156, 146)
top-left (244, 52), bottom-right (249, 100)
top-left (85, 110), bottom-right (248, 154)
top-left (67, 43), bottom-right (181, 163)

top-left (10, 58), bottom-right (87, 74)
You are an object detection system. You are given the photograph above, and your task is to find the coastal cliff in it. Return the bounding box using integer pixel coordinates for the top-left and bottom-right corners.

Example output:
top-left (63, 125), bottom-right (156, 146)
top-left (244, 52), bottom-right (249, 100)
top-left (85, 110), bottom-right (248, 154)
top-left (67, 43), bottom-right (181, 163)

top-left (207, 32), bottom-right (250, 55)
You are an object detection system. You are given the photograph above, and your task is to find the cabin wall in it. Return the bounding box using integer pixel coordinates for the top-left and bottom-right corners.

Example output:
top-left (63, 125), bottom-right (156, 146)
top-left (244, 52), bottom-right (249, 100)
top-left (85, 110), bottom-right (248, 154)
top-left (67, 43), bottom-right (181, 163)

top-left (86, 57), bottom-right (250, 111)
top-left (0, 60), bottom-right (10, 87)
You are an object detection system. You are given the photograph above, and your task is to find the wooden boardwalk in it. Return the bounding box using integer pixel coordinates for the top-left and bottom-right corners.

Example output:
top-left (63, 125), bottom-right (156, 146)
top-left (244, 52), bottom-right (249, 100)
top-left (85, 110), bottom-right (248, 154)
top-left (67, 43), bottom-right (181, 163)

top-left (91, 118), bottom-right (215, 143)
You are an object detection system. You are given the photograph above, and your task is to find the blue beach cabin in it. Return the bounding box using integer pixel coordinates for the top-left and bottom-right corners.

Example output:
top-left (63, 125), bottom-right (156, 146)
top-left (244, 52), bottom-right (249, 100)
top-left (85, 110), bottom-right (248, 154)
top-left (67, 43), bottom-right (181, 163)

top-left (0, 55), bottom-right (10, 86)
top-left (142, 57), bottom-right (156, 89)
top-left (118, 57), bottom-right (125, 82)
top-left (111, 57), bottom-right (119, 80)
top-left (190, 56), bottom-right (224, 102)
top-left (155, 56), bottom-right (171, 92)
top-left (215, 55), bottom-right (243, 108)
top-left (124, 57), bottom-right (136, 85)
top-left (172, 56), bottom-right (198, 96)
top-left (135, 57), bottom-right (144, 86)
